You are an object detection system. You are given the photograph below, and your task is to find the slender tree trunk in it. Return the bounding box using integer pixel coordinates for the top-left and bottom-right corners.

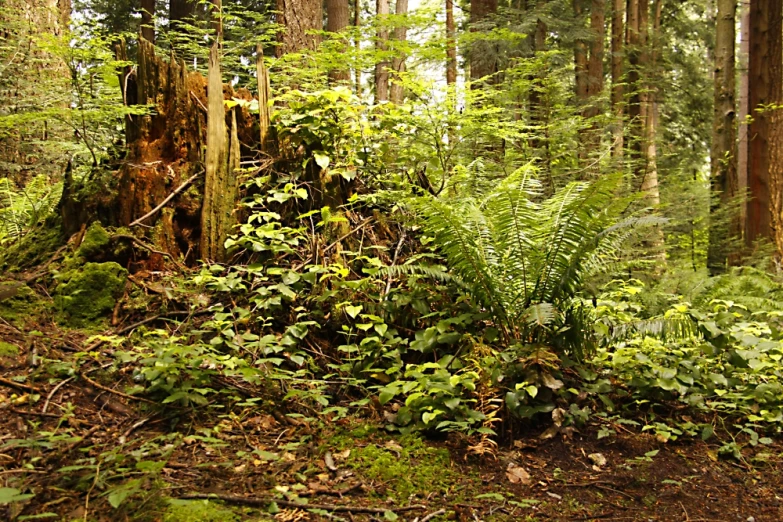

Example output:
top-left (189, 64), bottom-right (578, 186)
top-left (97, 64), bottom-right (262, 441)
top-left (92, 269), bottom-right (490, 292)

top-left (626, 0), bottom-right (641, 161)
top-left (389, 0), bottom-right (409, 103)
top-left (446, 0), bottom-right (457, 86)
top-left (767, 4), bottom-right (783, 257)
top-left (529, 6), bottom-right (550, 174)
top-left (140, 0), bottom-right (155, 43)
top-left (574, 0), bottom-right (589, 163)
top-left (276, 0), bottom-right (322, 56)
top-left (327, 0), bottom-right (351, 83)
top-left (587, 0), bottom-right (605, 111)
top-left (738, 0), bottom-right (750, 235)
top-left (469, 0), bottom-right (499, 84)
top-left (747, 0), bottom-right (781, 247)
top-left (708, 0), bottom-right (738, 272)
top-left (639, 0), bottom-right (659, 202)
top-left (611, 0), bottom-right (624, 158)
top-left (375, 0), bottom-right (390, 101)
top-left (354, 0), bottom-right (362, 94)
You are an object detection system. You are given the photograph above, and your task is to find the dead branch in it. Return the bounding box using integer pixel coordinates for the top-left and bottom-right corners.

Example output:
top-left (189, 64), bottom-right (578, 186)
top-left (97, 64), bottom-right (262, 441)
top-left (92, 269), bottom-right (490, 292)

top-left (179, 493), bottom-right (426, 514)
top-left (129, 170), bottom-right (203, 227)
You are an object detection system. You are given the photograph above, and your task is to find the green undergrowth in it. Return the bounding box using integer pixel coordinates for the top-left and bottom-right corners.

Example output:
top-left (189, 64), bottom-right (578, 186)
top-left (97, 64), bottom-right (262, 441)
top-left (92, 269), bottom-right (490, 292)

top-left (162, 499), bottom-right (247, 522)
top-left (0, 215), bottom-right (65, 273)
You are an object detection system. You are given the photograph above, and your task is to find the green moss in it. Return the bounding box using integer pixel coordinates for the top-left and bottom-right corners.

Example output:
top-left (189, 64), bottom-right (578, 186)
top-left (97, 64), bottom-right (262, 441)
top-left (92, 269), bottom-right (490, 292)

top-left (0, 216), bottom-right (64, 272)
top-left (346, 435), bottom-right (454, 501)
top-left (0, 284), bottom-right (47, 326)
top-left (0, 341), bottom-right (19, 357)
top-left (77, 222), bottom-right (111, 261)
top-left (163, 499), bottom-right (241, 522)
top-left (55, 262), bottom-right (127, 326)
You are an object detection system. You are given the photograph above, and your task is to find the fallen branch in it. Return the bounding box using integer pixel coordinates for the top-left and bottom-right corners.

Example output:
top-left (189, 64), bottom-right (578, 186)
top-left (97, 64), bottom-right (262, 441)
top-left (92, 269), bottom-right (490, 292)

top-left (0, 377), bottom-right (40, 393)
top-left (179, 493), bottom-right (426, 515)
top-left (80, 372), bottom-right (158, 405)
top-left (129, 170), bottom-right (203, 227)
top-left (416, 509), bottom-right (447, 522)
top-left (42, 376), bottom-right (74, 413)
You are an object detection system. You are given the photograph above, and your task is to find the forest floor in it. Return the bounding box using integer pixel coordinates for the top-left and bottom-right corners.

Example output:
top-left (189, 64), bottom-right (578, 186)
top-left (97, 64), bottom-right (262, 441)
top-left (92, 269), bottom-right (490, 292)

top-left (1, 321), bottom-right (782, 522)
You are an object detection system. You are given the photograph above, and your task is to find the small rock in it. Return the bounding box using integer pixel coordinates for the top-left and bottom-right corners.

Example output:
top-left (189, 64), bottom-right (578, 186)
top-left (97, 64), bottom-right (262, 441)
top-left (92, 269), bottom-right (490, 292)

top-left (588, 452), bottom-right (607, 467)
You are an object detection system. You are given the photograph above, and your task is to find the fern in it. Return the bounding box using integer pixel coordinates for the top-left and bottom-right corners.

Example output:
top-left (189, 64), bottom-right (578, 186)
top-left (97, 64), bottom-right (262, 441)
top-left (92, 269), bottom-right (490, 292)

top-left (0, 175), bottom-right (62, 244)
top-left (411, 166), bottom-right (655, 358)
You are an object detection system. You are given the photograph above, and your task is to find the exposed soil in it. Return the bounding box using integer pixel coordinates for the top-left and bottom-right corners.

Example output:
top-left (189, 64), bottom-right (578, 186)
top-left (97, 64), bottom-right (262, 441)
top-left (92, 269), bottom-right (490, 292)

top-left (1, 320), bottom-right (782, 522)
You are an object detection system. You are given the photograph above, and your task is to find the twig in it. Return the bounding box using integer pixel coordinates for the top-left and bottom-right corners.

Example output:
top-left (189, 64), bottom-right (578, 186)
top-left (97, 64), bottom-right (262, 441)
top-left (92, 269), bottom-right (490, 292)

top-left (129, 170), bottom-right (203, 227)
top-left (10, 408), bottom-right (61, 418)
top-left (80, 373), bottom-right (158, 405)
top-left (383, 229), bottom-right (407, 299)
top-left (679, 500), bottom-right (690, 521)
top-left (179, 493), bottom-right (425, 514)
top-left (43, 425), bottom-right (99, 465)
top-left (418, 509), bottom-right (447, 522)
top-left (190, 91), bottom-right (208, 113)
top-left (0, 376), bottom-right (40, 393)
top-left (119, 417), bottom-right (152, 444)
top-left (42, 377), bottom-right (74, 413)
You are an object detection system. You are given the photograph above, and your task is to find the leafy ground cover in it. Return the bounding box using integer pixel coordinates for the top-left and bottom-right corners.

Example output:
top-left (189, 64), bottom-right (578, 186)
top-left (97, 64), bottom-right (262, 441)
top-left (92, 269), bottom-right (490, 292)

top-left (2, 316), bottom-right (783, 521)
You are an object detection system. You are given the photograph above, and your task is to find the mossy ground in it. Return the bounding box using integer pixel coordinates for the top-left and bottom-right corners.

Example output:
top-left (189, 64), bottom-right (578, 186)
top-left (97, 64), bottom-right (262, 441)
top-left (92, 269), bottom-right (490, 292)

top-left (0, 285), bottom-right (48, 326)
top-left (77, 222), bottom-right (111, 261)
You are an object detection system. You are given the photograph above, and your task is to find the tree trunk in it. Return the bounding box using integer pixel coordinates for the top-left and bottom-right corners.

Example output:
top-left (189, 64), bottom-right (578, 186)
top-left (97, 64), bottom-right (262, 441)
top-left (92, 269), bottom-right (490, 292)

top-left (375, 0), bottom-right (390, 101)
top-left (708, 0), bottom-right (738, 272)
top-left (276, 0), bottom-right (322, 56)
top-left (767, 5), bottom-right (783, 257)
top-left (574, 1), bottom-right (589, 110)
top-left (389, 0), bottom-right (409, 103)
top-left (355, 0), bottom-right (362, 93)
top-left (327, 0), bottom-right (351, 83)
top-left (529, 7), bottom-right (550, 173)
top-left (446, 0), bottom-right (457, 86)
top-left (738, 0), bottom-right (750, 234)
top-left (611, 0), bottom-right (624, 158)
top-left (626, 0), bottom-right (641, 160)
top-left (469, 0), bottom-right (499, 84)
top-left (170, 0), bottom-right (196, 26)
top-left (140, 0), bottom-right (155, 43)
top-left (587, 0), bottom-right (605, 112)
top-left (747, 0), bottom-right (781, 248)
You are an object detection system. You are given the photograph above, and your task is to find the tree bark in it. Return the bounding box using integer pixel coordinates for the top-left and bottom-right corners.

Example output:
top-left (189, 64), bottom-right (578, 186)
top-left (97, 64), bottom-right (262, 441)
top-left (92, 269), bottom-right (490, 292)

top-left (376, 0), bottom-right (390, 102)
top-left (446, 0), bottom-right (457, 86)
top-left (708, 0), bottom-right (738, 271)
top-left (200, 0), bottom-right (238, 262)
top-left (140, 0), bottom-right (155, 43)
top-left (276, 0), bottom-right (322, 56)
top-left (354, 0), bottom-right (362, 93)
top-left (389, 0), bottom-right (409, 103)
top-left (738, 0), bottom-right (750, 235)
top-left (327, 0), bottom-right (351, 83)
top-left (611, 0), bottom-right (624, 158)
top-left (587, 0), bottom-right (605, 110)
top-left (170, 0), bottom-right (196, 26)
top-left (747, 0), bottom-right (781, 248)
top-left (469, 0), bottom-right (499, 84)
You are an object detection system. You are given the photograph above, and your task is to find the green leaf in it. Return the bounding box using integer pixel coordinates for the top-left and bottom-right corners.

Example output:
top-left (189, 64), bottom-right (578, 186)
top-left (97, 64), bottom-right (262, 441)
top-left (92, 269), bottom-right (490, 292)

top-left (344, 305), bottom-right (363, 319)
top-left (314, 152), bottom-right (330, 169)
top-left (0, 487), bottom-right (34, 504)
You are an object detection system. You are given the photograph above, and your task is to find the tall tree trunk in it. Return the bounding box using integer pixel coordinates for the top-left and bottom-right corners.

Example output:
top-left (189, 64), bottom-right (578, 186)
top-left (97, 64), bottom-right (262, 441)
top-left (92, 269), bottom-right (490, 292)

top-left (767, 5), bottom-right (783, 257)
top-left (140, 0), bottom-right (155, 43)
top-left (738, 0), bottom-right (750, 235)
top-left (747, 0), bottom-right (781, 248)
top-left (446, 0), bottom-right (457, 86)
top-left (276, 0), bottom-right (322, 56)
top-left (708, 0), bottom-right (738, 272)
top-left (639, 0), bottom-right (658, 199)
top-left (327, 0), bottom-right (351, 83)
top-left (587, 0), bottom-right (605, 111)
top-left (529, 6), bottom-right (550, 174)
top-left (611, 0), bottom-right (624, 158)
top-left (389, 0), bottom-right (409, 103)
top-left (170, 0), bottom-right (195, 24)
top-left (469, 0), bottom-right (499, 84)
top-left (626, 0), bottom-right (641, 161)
top-left (375, 0), bottom-right (390, 102)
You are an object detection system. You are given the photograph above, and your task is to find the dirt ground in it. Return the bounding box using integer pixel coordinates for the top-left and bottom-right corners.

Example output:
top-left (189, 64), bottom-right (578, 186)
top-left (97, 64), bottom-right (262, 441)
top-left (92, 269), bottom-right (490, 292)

top-left (1, 321), bottom-right (782, 522)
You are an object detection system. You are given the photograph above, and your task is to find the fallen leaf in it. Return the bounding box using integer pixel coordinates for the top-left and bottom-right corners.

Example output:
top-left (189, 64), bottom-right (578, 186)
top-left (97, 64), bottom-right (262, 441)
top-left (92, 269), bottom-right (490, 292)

top-left (506, 463), bottom-right (531, 485)
top-left (324, 451), bottom-right (337, 471)
top-left (546, 492), bottom-right (562, 500)
top-left (588, 453), bottom-right (607, 468)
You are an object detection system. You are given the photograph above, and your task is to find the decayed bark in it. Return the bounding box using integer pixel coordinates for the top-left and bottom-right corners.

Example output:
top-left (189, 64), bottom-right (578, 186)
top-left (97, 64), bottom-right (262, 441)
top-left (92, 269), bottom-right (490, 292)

top-left (611, 0), bottom-right (624, 158)
top-left (327, 0), bottom-right (351, 83)
top-left (446, 0), bottom-right (457, 86)
top-left (708, 0), bottom-right (738, 271)
top-left (276, 0), bottom-right (322, 56)
top-left (375, 0), bottom-right (390, 102)
top-left (389, 0), bottom-right (409, 103)
top-left (469, 0), bottom-right (499, 84)
top-left (256, 44), bottom-right (272, 153)
top-left (141, 0), bottom-right (155, 43)
top-left (747, 0), bottom-right (781, 247)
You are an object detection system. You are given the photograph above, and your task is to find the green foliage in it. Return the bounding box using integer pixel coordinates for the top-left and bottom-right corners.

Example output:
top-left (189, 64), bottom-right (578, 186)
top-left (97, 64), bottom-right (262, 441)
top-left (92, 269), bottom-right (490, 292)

top-left (162, 500), bottom-right (241, 522)
top-left (410, 167), bottom-right (652, 356)
top-left (0, 175), bottom-right (62, 245)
